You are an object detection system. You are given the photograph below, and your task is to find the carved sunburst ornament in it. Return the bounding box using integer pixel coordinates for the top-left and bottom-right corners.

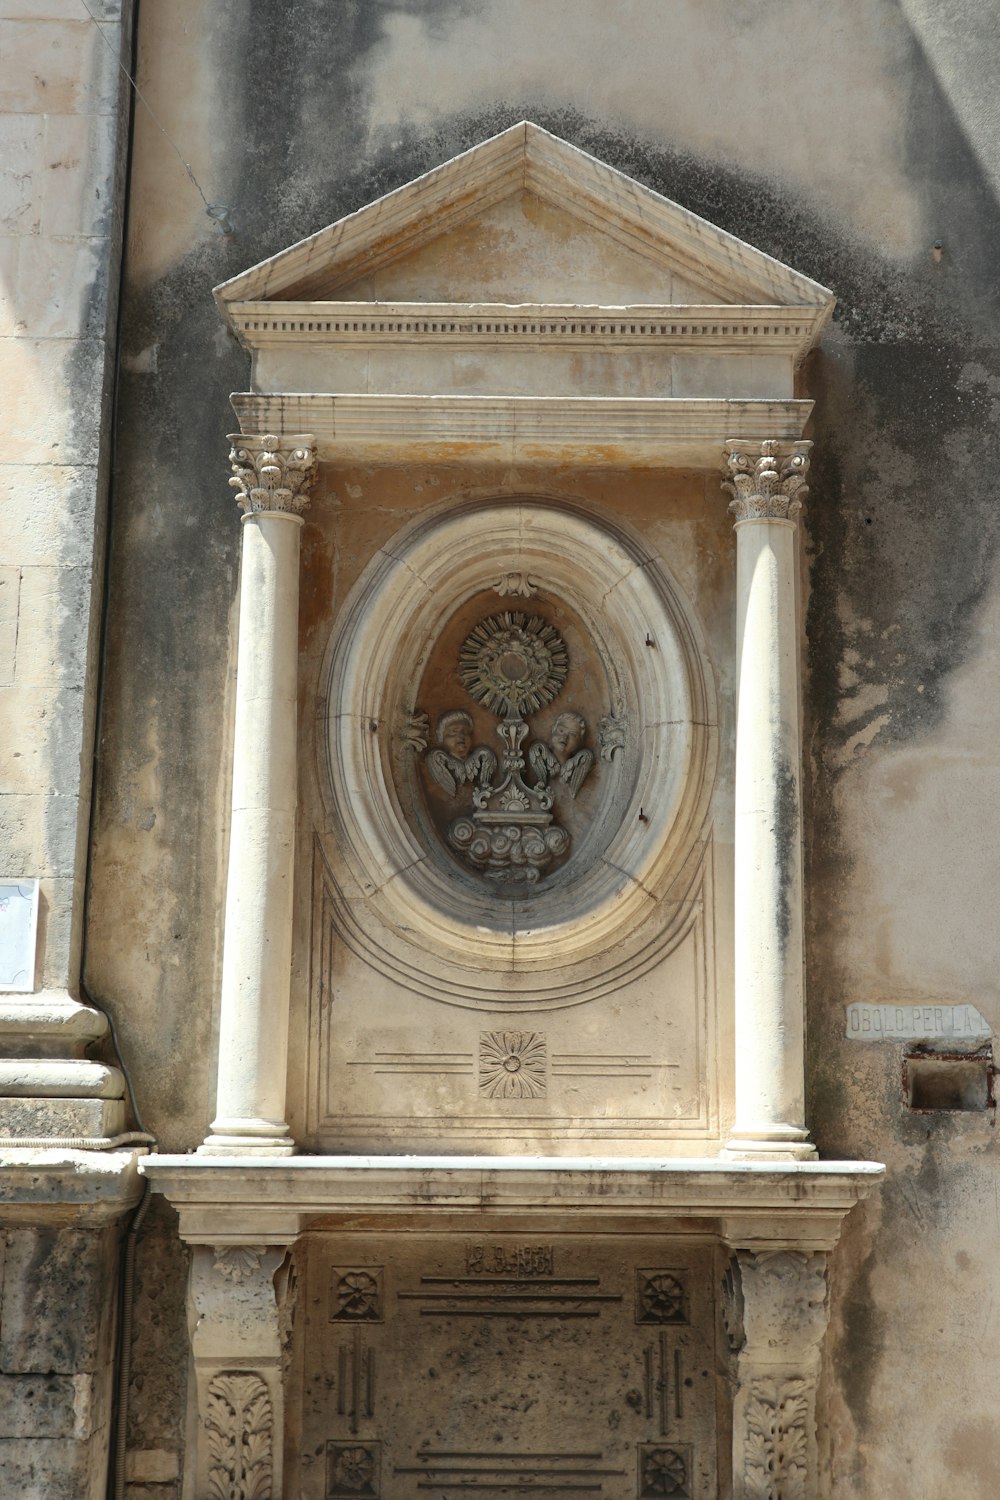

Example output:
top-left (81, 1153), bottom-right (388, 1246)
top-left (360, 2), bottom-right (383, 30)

top-left (479, 1030), bottom-right (547, 1099)
top-left (459, 612), bottom-right (568, 716)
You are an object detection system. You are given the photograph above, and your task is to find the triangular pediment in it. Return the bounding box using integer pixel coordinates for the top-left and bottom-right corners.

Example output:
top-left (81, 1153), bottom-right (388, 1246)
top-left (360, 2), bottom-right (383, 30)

top-left (215, 122), bottom-right (832, 318)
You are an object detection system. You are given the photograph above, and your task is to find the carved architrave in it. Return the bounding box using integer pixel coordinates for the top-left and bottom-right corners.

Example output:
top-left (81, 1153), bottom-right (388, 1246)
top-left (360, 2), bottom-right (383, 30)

top-left (723, 439), bottom-right (811, 523)
top-left (205, 1370), bottom-right (274, 1500)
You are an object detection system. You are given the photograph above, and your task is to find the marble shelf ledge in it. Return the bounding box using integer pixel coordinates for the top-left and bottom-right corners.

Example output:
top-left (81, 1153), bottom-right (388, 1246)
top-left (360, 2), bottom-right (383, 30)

top-left (141, 1155), bottom-right (884, 1251)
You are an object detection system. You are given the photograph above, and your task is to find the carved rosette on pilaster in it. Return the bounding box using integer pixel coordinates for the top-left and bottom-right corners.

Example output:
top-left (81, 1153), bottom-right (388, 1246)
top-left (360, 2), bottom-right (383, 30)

top-left (188, 1244), bottom-right (293, 1500)
top-left (723, 439), bottom-right (811, 523)
top-left (729, 1250), bottom-right (830, 1500)
top-left (228, 432), bottom-right (318, 515)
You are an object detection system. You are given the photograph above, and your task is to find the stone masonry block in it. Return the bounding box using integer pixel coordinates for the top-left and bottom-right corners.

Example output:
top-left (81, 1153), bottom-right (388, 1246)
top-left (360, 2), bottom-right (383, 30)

top-left (0, 1433), bottom-right (109, 1500)
top-left (0, 464), bottom-right (100, 570)
top-left (0, 1224), bottom-right (118, 1373)
top-left (0, 1372), bottom-right (98, 1439)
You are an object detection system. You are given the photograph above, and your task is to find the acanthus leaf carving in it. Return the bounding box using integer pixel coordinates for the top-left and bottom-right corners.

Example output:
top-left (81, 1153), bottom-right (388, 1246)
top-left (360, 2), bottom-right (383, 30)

top-left (743, 1377), bottom-right (810, 1500)
top-left (599, 711), bottom-right (628, 762)
top-left (205, 1371), bottom-right (274, 1500)
top-left (736, 1250), bottom-right (829, 1358)
top-left (398, 712), bottom-right (430, 753)
top-left (228, 432), bottom-right (317, 515)
top-left (723, 439), bottom-right (811, 523)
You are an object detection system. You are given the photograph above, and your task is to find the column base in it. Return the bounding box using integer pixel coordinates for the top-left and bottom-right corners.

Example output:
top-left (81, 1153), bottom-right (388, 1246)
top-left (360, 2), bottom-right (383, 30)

top-left (198, 1117), bottom-right (296, 1157)
top-left (198, 1136), bottom-right (297, 1157)
top-left (721, 1124), bottom-right (817, 1162)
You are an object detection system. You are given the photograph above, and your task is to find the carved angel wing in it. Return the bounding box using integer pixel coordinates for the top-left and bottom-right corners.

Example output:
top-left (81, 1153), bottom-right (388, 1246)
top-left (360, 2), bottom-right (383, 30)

top-left (561, 748), bottom-right (594, 799)
top-left (425, 749), bottom-right (464, 797)
top-left (466, 746), bottom-right (498, 788)
top-left (528, 741), bottom-right (559, 788)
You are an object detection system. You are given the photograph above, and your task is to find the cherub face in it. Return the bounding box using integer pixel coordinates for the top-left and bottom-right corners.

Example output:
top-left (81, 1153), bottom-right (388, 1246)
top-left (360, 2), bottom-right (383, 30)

top-left (551, 713), bottom-right (583, 760)
top-left (440, 717), bottom-right (473, 760)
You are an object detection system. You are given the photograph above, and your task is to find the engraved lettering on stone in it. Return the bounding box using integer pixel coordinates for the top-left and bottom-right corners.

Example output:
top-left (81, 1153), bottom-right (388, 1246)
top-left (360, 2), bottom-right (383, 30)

top-left (599, 710), bottom-right (628, 761)
top-left (464, 1243), bottom-right (555, 1275)
top-left (213, 1245), bottom-right (265, 1283)
top-left (327, 1440), bottom-right (380, 1498)
top-left (744, 1379), bottom-right (809, 1500)
top-left (398, 711), bottom-right (429, 753)
top-left (845, 1001), bottom-right (991, 1042)
top-left (636, 1271), bottom-right (688, 1325)
top-left (205, 1372), bottom-right (274, 1500)
top-left (330, 1268), bottom-right (383, 1323)
top-left (723, 439), bottom-right (811, 524)
top-left (639, 1443), bottom-right (690, 1498)
top-left (228, 433), bottom-right (317, 515)
top-left (492, 571), bottom-right (538, 598)
top-left (479, 1030), bottom-right (547, 1098)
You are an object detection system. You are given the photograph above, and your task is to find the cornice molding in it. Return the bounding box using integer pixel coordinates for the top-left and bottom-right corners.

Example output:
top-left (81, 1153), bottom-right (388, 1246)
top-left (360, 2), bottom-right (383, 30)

top-left (228, 300), bottom-right (823, 361)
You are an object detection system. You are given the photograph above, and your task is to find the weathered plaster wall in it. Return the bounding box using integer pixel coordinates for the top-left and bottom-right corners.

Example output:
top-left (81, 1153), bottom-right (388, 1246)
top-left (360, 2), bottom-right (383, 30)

top-left (86, 1), bottom-right (1000, 1494)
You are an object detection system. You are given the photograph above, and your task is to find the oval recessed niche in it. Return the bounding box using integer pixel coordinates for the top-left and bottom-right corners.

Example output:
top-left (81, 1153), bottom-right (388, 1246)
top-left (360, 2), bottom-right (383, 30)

top-left (320, 497), bottom-right (717, 1010)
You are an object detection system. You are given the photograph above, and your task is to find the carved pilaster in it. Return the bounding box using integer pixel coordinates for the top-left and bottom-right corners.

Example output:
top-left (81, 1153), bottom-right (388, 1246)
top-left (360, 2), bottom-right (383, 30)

top-left (729, 1250), bottom-right (830, 1500)
top-left (723, 439), bottom-right (811, 523)
top-left (228, 433), bottom-right (317, 515)
top-left (188, 1244), bottom-right (296, 1500)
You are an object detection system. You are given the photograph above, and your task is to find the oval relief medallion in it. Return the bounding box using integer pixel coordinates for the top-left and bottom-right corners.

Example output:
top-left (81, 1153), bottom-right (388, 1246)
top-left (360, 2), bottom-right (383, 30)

top-left (321, 499), bottom-right (716, 1007)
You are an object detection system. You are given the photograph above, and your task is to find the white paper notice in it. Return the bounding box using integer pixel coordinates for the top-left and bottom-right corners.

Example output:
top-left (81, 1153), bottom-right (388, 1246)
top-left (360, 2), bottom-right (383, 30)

top-left (0, 879), bottom-right (39, 992)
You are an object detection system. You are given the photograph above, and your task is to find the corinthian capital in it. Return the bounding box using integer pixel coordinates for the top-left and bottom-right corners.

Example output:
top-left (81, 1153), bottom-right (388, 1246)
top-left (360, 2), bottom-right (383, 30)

top-left (228, 433), bottom-right (317, 515)
top-left (723, 439), bottom-right (811, 523)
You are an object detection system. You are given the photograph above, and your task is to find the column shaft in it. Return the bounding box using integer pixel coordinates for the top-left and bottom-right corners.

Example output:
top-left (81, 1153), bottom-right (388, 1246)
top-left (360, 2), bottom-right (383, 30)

top-left (201, 435), bottom-right (315, 1155)
top-left (723, 440), bottom-right (815, 1160)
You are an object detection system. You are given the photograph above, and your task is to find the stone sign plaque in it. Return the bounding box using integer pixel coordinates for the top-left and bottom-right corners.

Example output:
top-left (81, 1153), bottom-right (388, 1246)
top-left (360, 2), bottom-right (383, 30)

top-left (294, 1235), bottom-right (722, 1500)
top-left (845, 1002), bottom-right (991, 1042)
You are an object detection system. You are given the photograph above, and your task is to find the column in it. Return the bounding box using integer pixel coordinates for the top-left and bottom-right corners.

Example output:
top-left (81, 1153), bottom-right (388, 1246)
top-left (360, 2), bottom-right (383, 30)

top-left (200, 435), bottom-right (316, 1155)
top-left (722, 439), bottom-right (816, 1160)
top-left (725, 1249), bottom-right (830, 1499)
top-left (187, 1243), bottom-right (294, 1499)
